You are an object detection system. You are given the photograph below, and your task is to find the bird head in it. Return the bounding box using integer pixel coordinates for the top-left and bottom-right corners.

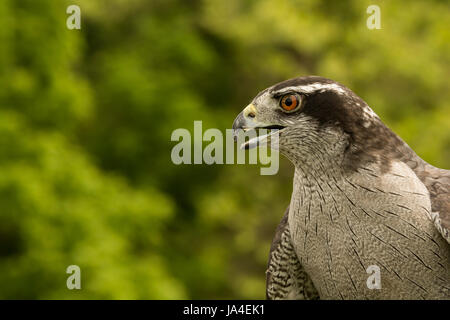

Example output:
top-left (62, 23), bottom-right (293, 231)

top-left (232, 76), bottom-right (395, 171)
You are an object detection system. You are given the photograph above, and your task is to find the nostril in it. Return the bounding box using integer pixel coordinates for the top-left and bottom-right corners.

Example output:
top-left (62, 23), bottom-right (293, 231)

top-left (247, 112), bottom-right (255, 118)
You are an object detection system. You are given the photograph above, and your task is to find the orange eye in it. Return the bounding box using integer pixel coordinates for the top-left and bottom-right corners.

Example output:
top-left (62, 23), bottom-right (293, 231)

top-left (280, 94), bottom-right (300, 112)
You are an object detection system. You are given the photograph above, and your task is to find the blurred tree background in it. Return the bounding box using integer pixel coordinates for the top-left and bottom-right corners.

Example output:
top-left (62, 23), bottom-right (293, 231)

top-left (0, 0), bottom-right (448, 299)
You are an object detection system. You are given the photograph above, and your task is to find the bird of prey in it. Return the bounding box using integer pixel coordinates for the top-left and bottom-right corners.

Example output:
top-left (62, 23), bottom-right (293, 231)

top-left (232, 76), bottom-right (450, 300)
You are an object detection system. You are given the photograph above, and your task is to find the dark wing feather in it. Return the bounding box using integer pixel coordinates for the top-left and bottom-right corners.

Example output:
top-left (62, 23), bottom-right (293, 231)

top-left (266, 207), bottom-right (319, 299)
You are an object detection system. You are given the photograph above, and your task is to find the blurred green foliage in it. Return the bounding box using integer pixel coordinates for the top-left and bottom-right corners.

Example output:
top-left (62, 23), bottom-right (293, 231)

top-left (0, 0), bottom-right (448, 299)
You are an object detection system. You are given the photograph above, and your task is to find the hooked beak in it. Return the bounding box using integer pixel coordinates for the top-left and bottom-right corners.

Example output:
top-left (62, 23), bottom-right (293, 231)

top-left (232, 104), bottom-right (285, 149)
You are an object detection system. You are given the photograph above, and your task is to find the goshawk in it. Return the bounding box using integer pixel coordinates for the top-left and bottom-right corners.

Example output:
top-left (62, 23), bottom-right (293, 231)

top-left (232, 76), bottom-right (449, 300)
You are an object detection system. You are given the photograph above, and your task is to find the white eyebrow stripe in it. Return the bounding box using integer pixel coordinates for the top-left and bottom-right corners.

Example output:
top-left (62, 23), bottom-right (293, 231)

top-left (273, 83), bottom-right (347, 95)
